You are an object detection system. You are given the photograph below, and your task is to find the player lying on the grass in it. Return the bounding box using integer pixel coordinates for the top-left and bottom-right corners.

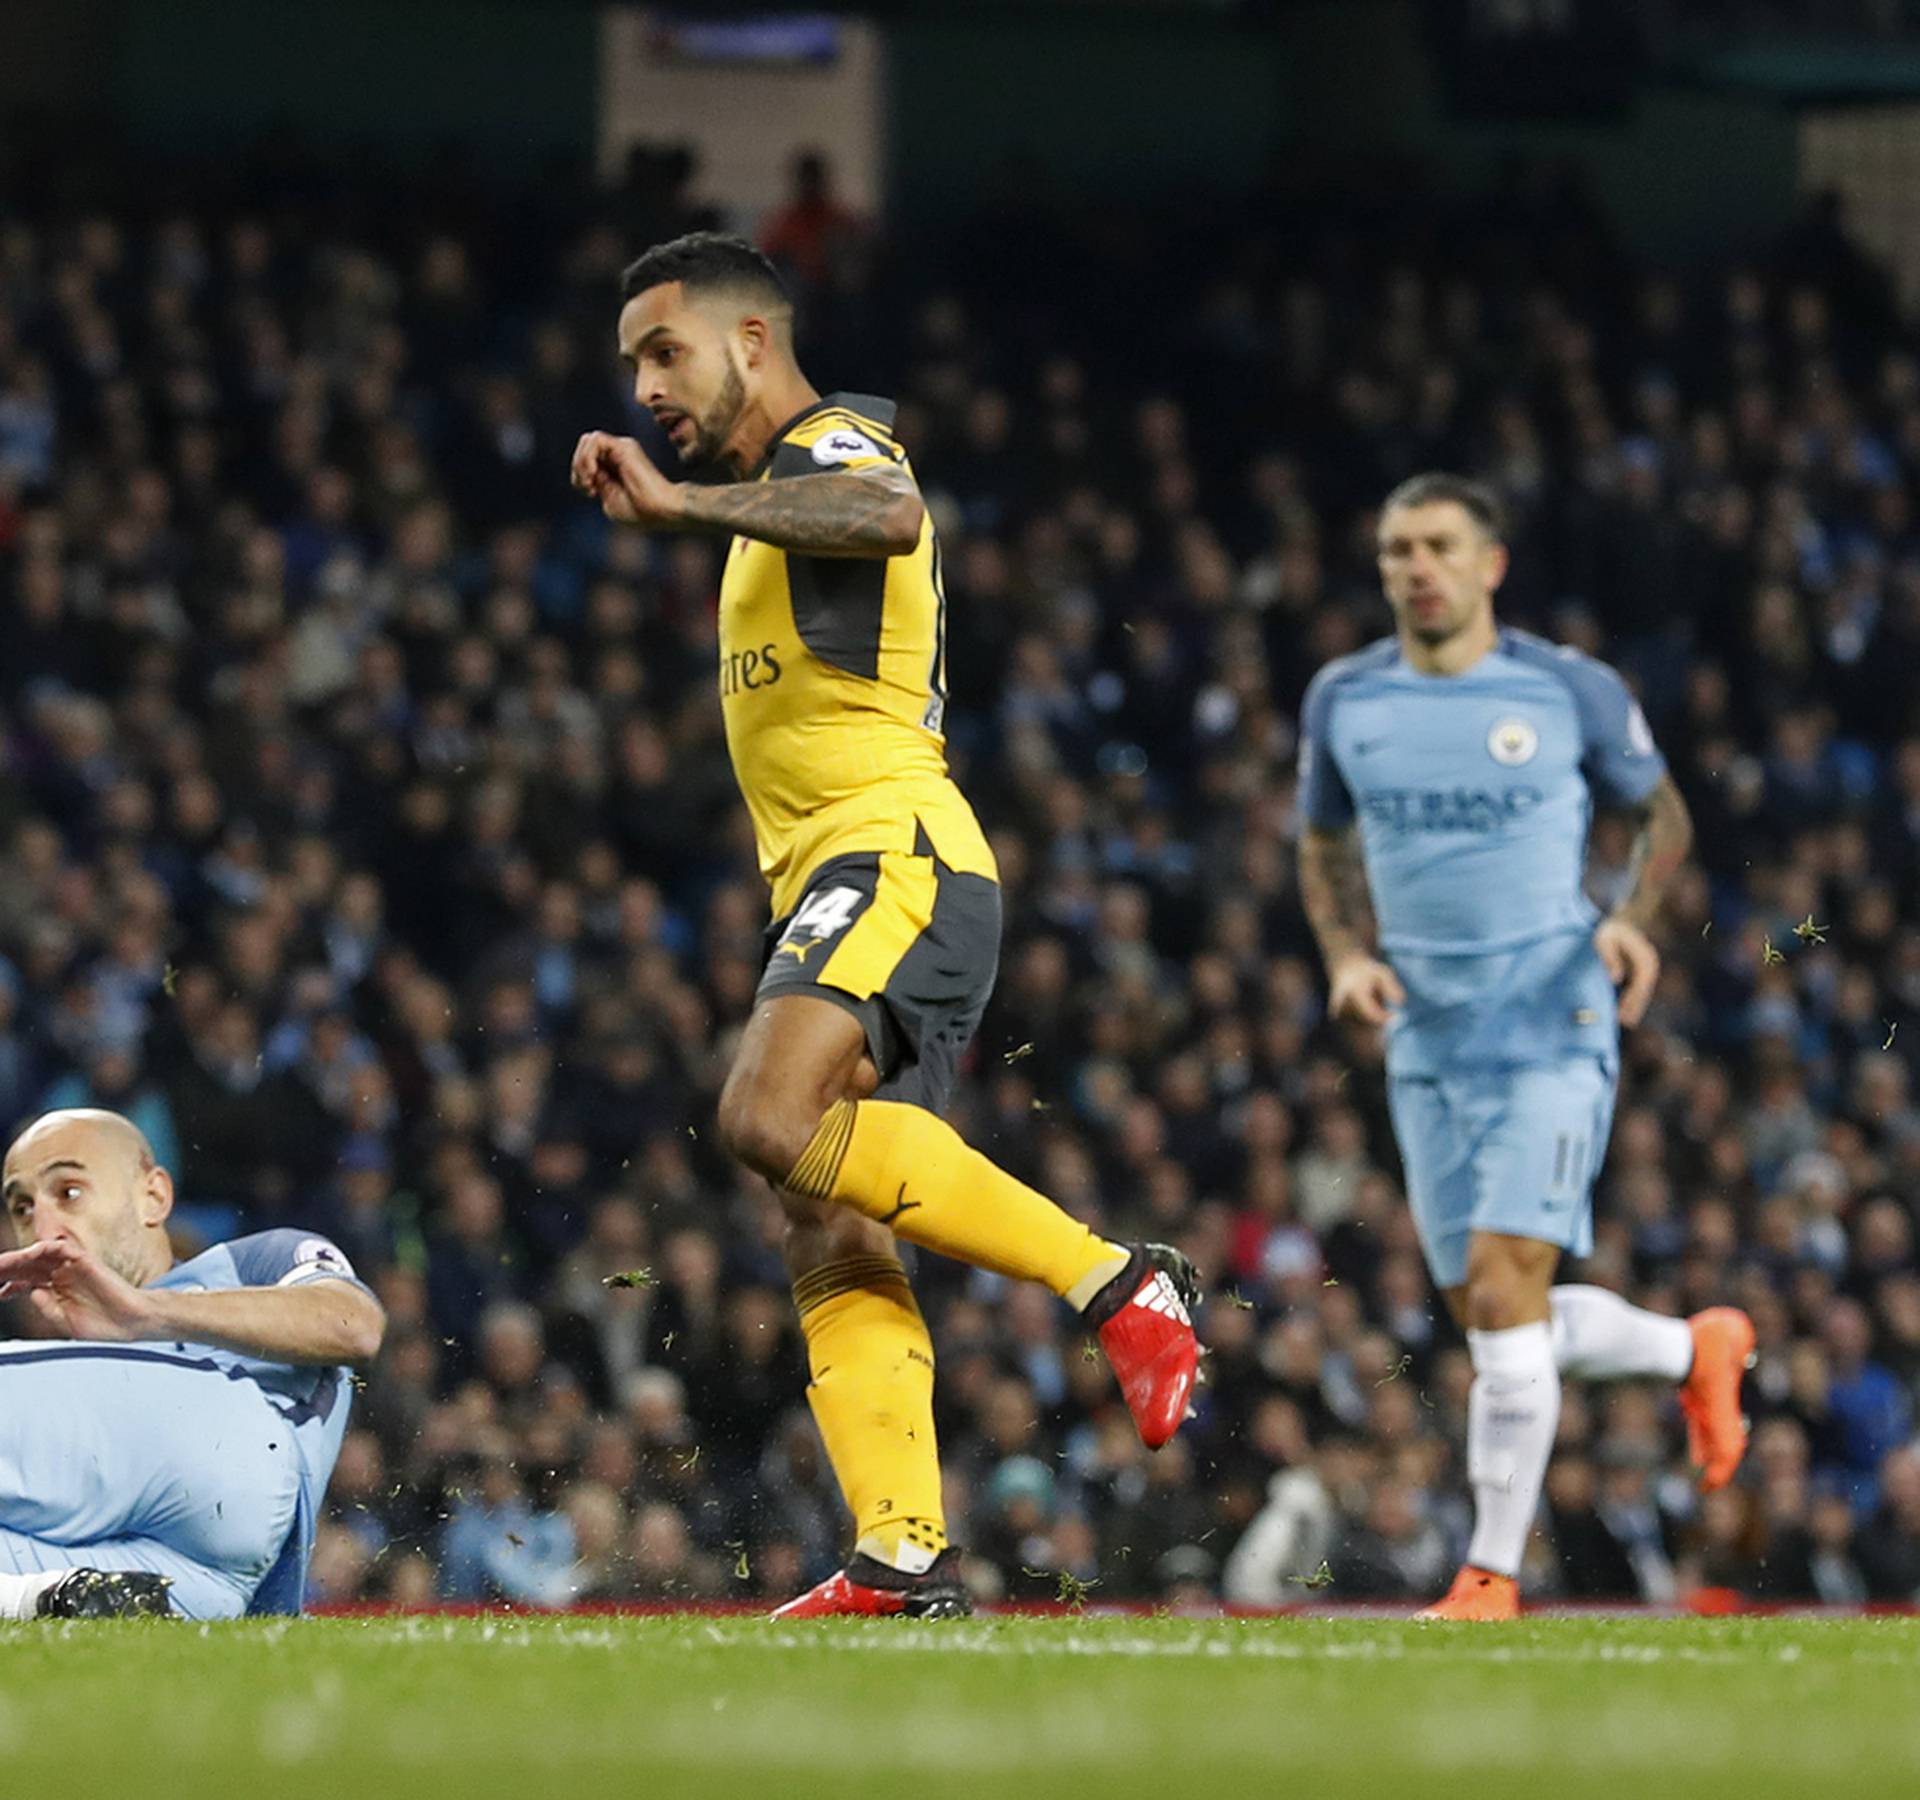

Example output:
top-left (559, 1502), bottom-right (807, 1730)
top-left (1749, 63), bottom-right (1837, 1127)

top-left (0, 1108), bottom-right (384, 1621)
top-left (1298, 472), bottom-right (1753, 1621)
top-left (572, 233), bottom-right (1199, 1619)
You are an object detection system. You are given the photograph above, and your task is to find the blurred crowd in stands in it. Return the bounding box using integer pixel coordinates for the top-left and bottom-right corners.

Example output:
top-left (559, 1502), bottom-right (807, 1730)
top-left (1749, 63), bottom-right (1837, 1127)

top-left (6, 135), bottom-right (1920, 1610)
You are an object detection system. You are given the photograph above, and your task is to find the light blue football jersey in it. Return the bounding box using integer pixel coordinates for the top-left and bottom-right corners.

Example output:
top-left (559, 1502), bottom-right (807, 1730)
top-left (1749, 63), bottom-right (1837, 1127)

top-left (1299, 628), bottom-right (1666, 1074)
top-left (147, 1229), bottom-right (367, 1611)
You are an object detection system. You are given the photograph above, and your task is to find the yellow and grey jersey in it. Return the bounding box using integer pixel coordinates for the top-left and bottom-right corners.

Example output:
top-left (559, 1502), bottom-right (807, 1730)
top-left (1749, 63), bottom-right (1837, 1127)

top-left (718, 392), bottom-right (996, 916)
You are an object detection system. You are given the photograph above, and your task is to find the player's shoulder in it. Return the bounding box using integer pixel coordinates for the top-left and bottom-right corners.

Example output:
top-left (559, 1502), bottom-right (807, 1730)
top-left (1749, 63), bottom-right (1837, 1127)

top-left (778, 393), bottom-right (904, 464)
top-left (220, 1228), bottom-right (360, 1289)
top-left (1495, 626), bottom-right (1631, 697)
top-left (1496, 628), bottom-right (1657, 757)
top-left (1302, 637), bottom-right (1402, 717)
top-left (159, 1239), bottom-right (241, 1291)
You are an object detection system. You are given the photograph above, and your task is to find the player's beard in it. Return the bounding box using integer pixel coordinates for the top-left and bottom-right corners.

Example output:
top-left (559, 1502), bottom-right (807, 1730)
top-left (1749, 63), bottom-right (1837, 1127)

top-left (1401, 588), bottom-right (1482, 646)
top-left (687, 359), bottom-right (748, 470)
top-left (83, 1206), bottom-right (155, 1285)
top-left (97, 1237), bottom-right (148, 1286)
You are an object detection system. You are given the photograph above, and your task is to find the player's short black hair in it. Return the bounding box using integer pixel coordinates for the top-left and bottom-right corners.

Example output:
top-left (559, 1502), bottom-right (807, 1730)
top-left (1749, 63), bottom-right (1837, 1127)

top-left (1378, 472), bottom-right (1509, 545)
top-left (619, 231), bottom-right (790, 309)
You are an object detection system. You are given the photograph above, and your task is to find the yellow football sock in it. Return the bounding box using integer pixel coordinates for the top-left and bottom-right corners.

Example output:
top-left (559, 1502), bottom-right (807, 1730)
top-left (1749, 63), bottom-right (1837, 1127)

top-left (787, 1100), bottom-right (1129, 1304)
top-left (794, 1254), bottom-right (948, 1573)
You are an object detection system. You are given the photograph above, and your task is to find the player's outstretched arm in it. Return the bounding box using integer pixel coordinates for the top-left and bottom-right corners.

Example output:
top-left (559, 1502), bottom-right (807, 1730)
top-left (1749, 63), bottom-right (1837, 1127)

top-left (571, 430), bottom-right (923, 556)
top-left (0, 1239), bottom-right (386, 1365)
top-left (1299, 825), bottom-right (1404, 1026)
top-left (1594, 772), bottom-right (1694, 1028)
top-left (677, 467), bottom-right (924, 557)
top-left (141, 1280), bottom-right (386, 1366)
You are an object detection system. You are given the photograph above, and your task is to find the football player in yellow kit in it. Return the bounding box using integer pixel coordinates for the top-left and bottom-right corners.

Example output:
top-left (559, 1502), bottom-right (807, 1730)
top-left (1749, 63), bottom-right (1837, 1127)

top-left (572, 233), bottom-right (1198, 1616)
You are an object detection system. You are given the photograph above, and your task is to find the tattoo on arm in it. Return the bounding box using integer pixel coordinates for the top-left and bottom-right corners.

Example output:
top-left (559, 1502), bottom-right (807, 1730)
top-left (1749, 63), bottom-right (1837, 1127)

top-left (1612, 774), bottom-right (1694, 932)
top-left (678, 468), bottom-right (924, 557)
top-left (1298, 827), bottom-right (1377, 970)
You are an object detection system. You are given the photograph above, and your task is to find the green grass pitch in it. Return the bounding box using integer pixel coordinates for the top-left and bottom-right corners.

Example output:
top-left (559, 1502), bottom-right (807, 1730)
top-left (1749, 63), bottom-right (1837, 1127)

top-left (3, 1613), bottom-right (1916, 1798)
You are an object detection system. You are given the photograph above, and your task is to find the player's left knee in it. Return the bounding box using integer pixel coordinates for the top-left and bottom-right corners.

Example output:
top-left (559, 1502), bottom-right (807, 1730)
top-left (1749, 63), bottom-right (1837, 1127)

top-left (1463, 1236), bottom-right (1557, 1334)
top-left (1463, 1262), bottom-right (1546, 1333)
top-left (1465, 1276), bottom-right (1531, 1333)
top-left (715, 1077), bottom-right (824, 1185)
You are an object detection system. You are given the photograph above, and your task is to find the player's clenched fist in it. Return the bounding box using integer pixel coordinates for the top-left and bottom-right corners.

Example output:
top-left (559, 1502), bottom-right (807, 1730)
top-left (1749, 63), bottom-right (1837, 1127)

top-left (570, 431), bottom-right (689, 527)
top-left (1327, 952), bottom-right (1406, 1026)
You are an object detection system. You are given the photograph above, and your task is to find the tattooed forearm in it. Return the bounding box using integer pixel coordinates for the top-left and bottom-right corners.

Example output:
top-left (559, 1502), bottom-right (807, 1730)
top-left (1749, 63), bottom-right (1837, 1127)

top-left (1298, 827), bottom-right (1378, 970)
top-left (679, 468), bottom-right (924, 557)
top-left (1611, 774), bottom-right (1693, 933)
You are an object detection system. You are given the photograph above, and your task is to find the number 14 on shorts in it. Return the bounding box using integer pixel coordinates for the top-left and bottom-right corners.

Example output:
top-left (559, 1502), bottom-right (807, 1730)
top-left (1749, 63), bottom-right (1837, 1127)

top-left (775, 886), bottom-right (864, 963)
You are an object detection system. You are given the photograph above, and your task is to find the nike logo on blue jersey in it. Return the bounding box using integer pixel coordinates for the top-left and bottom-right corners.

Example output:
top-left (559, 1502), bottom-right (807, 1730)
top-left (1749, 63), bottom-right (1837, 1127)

top-left (1354, 737), bottom-right (1387, 755)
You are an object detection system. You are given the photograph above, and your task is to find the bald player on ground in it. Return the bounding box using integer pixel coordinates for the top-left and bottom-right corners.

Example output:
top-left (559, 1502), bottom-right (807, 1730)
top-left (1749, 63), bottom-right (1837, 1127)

top-left (0, 1109), bottom-right (384, 1620)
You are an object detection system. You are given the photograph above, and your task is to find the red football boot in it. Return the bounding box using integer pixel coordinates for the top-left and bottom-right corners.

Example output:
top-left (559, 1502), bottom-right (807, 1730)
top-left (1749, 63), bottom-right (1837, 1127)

top-left (770, 1547), bottom-right (972, 1621)
top-left (1084, 1244), bottom-right (1201, 1450)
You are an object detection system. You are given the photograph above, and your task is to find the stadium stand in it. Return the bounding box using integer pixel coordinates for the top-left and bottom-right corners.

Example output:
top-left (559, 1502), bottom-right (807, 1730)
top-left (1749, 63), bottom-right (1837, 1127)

top-left (4, 141), bottom-right (1920, 1609)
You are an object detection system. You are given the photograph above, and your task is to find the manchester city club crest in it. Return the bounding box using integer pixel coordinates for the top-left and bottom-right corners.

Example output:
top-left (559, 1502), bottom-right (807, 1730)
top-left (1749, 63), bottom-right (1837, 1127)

top-left (1487, 716), bottom-right (1539, 766)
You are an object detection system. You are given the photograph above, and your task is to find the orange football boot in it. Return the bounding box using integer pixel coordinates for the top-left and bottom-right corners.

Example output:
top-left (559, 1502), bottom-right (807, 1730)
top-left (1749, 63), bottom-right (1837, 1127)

top-left (1679, 1306), bottom-right (1756, 1491)
top-left (1416, 1566), bottom-right (1521, 1621)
